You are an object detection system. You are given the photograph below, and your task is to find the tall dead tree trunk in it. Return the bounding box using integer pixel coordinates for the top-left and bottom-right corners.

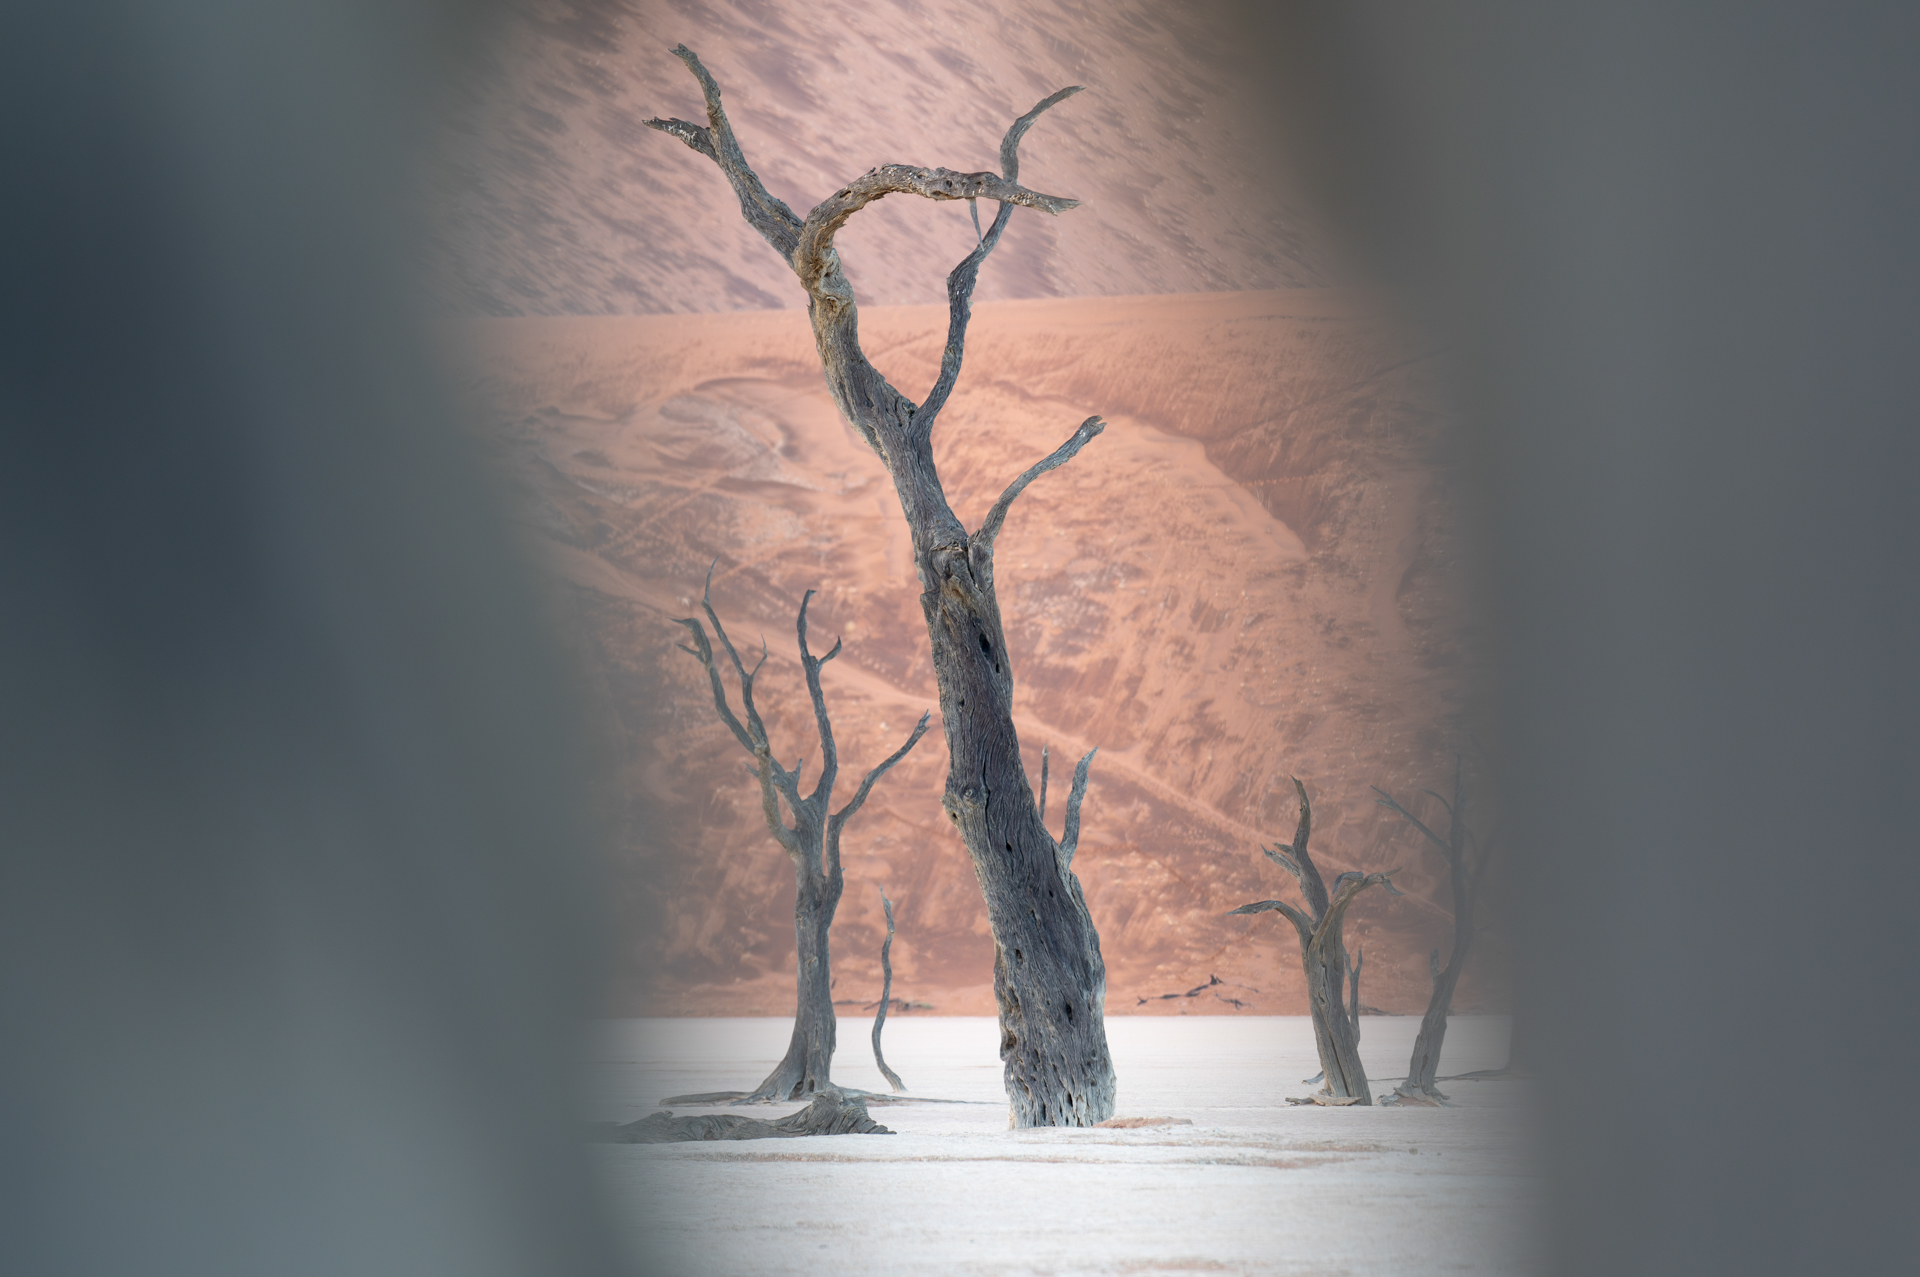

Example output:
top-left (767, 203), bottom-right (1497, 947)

top-left (1230, 778), bottom-right (1400, 1104)
top-left (677, 570), bottom-right (929, 1101)
top-left (649, 47), bottom-right (1116, 1126)
top-left (1374, 758), bottom-right (1493, 1103)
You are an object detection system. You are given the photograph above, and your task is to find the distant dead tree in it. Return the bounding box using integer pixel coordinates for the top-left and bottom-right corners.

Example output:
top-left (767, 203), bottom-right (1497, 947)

top-left (649, 47), bottom-right (1115, 1126)
top-left (1374, 757), bottom-right (1495, 1103)
top-left (677, 571), bottom-right (929, 1101)
top-left (1230, 778), bottom-right (1400, 1105)
top-left (871, 891), bottom-right (905, 1093)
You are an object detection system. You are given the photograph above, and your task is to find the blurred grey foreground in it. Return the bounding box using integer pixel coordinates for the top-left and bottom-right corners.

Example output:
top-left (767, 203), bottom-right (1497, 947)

top-left (0, 4), bottom-right (633, 1276)
top-left (1268, 3), bottom-right (1920, 1274)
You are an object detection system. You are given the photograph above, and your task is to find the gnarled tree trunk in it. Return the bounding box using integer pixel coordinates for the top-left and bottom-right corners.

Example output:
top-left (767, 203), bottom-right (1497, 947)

top-left (677, 573), bottom-right (929, 1101)
top-left (1232, 778), bottom-right (1400, 1104)
top-left (1375, 757), bottom-right (1492, 1103)
top-left (649, 48), bottom-right (1116, 1126)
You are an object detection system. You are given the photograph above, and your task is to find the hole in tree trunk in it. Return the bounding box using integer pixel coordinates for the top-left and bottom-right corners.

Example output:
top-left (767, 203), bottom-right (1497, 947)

top-left (1065, 1001), bottom-right (1074, 1023)
top-left (1014, 948), bottom-right (1023, 964)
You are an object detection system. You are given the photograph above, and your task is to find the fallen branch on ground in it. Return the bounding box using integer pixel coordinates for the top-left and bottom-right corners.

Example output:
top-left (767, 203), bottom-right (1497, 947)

top-left (595, 1088), bottom-right (892, 1142)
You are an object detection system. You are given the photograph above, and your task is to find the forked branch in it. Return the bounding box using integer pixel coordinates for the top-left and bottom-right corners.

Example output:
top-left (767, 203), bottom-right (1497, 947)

top-left (645, 45), bottom-right (802, 259)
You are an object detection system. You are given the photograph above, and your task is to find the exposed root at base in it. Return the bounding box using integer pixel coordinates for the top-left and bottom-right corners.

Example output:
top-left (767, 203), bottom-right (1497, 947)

top-left (596, 1088), bottom-right (893, 1143)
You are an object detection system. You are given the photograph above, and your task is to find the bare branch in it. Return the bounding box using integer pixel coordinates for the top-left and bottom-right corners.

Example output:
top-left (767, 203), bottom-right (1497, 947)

top-left (917, 86), bottom-right (1085, 434)
top-left (872, 891), bottom-right (906, 1092)
top-left (647, 46), bottom-right (802, 259)
top-left (973, 416), bottom-right (1107, 556)
top-left (831, 711), bottom-right (933, 830)
top-left (795, 165), bottom-right (1077, 300)
top-left (796, 590), bottom-right (840, 803)
top-left (1228, 897), bottom-right (1314, 948)
top-left (696, 562), bottom-right (771, 743)
top-left (1372, 785), bottom-right (1454, 860)
top-left (1283, 777), bottom-right (1331, 924)
top-left (674, 617), bottom-right (756, 753)
top-left (645, 116), bottom-right (715, 159)
top-left (1260, 842), bottom-right (1304, 883)
top-left (1313, 871), bottom-right (1393, 948)
top-left (1059, 748), bottom-right (1097, 867)
top-left (1039, 744), bottom-right (1050, 824)
top-left (1429, 947), bottom-right (1442, 985)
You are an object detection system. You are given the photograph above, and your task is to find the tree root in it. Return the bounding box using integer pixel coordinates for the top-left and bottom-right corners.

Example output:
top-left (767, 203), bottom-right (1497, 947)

top-left (1095, 1116), bottom-right (1194, 1128)
top-left (1287, 1092), bottom-right (1365, 1106)
top-left (596, 1087), bottom-right (893, 1143)
top-left (1441, 1066), bottom-right (1528, 1081)
top-left (1383, 1084), bottom-right (1449, 1107)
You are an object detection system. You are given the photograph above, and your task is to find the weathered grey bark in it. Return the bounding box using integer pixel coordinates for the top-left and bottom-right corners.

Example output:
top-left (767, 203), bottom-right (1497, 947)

top-left (1347, 946), bottom-right (1364, 1044)
top-left (1374, 758), bottom-right (1493, 1103)
top-left (649, 47), bottom-right (1117, 1127)
top-left (677, 570), bottom-right (930, 1101)
top-left (594, 1087), bottom-right (892, 1143)
top-left (1230, 778), bottom-right (1400, 1104)
top-left (871, 891), bottom-right (905, 1092)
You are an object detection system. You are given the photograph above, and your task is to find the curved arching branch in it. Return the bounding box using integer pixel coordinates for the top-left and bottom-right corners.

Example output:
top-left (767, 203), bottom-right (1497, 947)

top-left (646, 45), bottom-right (802, 259)
top-left (794, 165), bottom-right (1077, 300)
top-left (1228, 897), bottom-right (1314, 949)
top-left (917, 86), bottom-right (1085, 436)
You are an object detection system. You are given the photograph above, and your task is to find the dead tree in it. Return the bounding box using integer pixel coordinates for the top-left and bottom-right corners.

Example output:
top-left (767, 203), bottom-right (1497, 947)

top-left (677, 570), bottom-right (930, 1101)
top-left (1230, 778), bottom-right (1400, 1104)
top-left (1374, 757), bottom-right (1493, 1103)
top-left (871, 891), bottom-right (905, 1093)
top-left (649, 47), bottom-right (1115, 1126)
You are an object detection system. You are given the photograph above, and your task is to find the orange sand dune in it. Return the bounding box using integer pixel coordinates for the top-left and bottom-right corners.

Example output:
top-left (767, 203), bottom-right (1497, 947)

top-left (441, 0), bottom-right (1328, 315)
top-left (474, 289), bottom-right (1491, 1017)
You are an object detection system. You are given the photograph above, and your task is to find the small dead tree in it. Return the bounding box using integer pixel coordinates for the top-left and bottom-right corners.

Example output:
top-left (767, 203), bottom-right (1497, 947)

top-left (871, 891), bottom-right (905, 1093)
top-left (1374, 757), bottom-right (1493, 1103)
top-left (649, 47), bottom-right (1115, 1126)
top-left (1230, 778), bottom-right (1400, 1105)
top-left (677, 571), bottom-right (930, 1101)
